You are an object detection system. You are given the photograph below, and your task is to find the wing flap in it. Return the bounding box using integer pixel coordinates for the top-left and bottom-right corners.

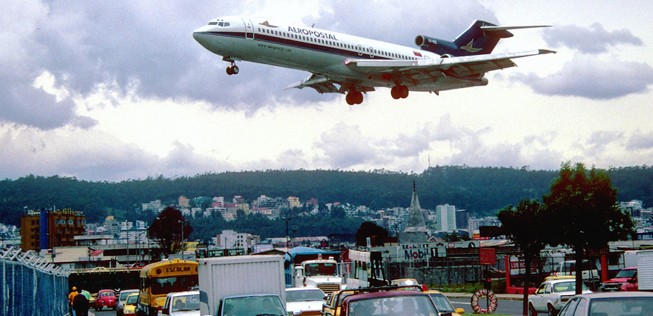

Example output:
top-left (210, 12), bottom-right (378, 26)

top-left (345, 49), bottom-right (555, 77)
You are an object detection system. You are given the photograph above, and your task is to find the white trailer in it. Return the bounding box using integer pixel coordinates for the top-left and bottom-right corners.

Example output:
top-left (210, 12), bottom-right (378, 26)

top-left (637, 250), bottom-right (653, 291)
top-left (198, 255), bottom-right (287, 316)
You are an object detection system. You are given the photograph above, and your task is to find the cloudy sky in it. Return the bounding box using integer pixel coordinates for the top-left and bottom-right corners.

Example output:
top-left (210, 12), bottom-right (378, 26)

top-left (2, 1), bottom-right (652, 182)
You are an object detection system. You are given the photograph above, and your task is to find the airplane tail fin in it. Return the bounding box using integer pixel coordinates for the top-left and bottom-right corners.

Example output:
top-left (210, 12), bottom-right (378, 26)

top-left (415, 20), bottom-right (550, 56)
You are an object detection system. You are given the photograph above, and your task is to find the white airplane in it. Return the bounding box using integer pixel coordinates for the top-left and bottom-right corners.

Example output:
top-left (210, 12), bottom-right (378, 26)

top-left (193, 17), bottom-right (554, 105)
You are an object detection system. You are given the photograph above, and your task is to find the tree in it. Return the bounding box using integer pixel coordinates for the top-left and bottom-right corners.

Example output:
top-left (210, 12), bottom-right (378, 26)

top-left (355, 222), bottom-right (389, 247)
top-left (498, 199), bottom-right (549, 315)
top-left (147, 207), bottom-right (193, 259)
top-left (543, 162), bottom-right (634, 294)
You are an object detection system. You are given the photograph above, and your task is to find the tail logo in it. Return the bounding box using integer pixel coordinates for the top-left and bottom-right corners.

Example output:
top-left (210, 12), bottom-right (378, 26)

top-left (460, 40), bottom-right (482, 53)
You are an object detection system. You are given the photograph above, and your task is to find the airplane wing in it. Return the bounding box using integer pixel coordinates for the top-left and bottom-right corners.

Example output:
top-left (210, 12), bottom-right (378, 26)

top-left (286, 74), bottom-right (343, 94)
top-left (345, 49), bottom-right (555, 79)
top-left (286, 73), bottom-right (375, 94)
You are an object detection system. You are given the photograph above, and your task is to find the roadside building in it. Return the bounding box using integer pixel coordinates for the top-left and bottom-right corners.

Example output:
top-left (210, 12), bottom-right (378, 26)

top-left (20, 209), bottom-right (86, 251)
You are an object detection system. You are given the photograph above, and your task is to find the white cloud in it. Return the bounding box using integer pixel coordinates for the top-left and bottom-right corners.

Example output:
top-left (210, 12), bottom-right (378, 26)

top-left (0, 0), bottom-right (652, 181)
top-left (543, 23), bottom-right (643, 54)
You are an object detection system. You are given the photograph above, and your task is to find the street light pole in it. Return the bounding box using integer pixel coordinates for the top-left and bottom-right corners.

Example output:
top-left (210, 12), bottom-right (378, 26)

top-left (178, 219), bottom-right (185, 260)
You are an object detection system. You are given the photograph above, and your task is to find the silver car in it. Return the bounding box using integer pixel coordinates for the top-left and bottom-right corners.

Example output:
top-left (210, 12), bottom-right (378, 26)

top-left (116, 289), bottom-right (139, 316)
top-left (557, 292), bottom-right (653, 316)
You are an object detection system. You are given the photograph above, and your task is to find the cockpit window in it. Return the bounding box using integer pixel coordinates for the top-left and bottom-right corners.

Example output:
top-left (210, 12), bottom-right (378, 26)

top-left (208, 20), bottom-right (230, 27)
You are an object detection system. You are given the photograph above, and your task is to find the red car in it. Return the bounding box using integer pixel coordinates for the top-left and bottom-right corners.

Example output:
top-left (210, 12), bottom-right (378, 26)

top-left (599, 267), bottom-right (638, 291)
top-left (340, 288), bottom-right (439, 316)
top-left (95, 289), bottom-right (117, 311)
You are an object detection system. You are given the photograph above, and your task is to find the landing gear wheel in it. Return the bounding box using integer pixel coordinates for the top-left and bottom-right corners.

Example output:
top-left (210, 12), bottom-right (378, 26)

top-left (226, 65), bottom-right (239, 75)
top-left (391, 85), bottom-right (409, 99)
top-left (346, 91), bottom-right (364, 105)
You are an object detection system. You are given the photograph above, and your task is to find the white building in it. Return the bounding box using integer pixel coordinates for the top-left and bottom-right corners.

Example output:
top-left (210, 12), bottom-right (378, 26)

top-left (435, 204), bottom-right (457, 232)
top-left (215, 230), bottom-right (259, 250)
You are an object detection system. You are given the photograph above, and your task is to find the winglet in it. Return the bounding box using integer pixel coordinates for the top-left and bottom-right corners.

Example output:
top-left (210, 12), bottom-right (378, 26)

top-left (538, 49), bottom-right (557, 54)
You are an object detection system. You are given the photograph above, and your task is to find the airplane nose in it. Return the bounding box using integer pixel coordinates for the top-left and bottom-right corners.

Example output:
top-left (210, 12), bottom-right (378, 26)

top-left (192, 28), bottom-right (209, 45)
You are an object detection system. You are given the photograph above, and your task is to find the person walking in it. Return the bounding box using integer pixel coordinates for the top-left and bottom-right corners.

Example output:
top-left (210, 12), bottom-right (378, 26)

top-left (73, 288), bottom-right (90, 316)
top-left (68, 286), bottom-right (79, 316)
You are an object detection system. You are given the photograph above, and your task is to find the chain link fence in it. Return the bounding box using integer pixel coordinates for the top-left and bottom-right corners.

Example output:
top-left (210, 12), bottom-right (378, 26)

top-left (1, 247), bottom-right (71, 316)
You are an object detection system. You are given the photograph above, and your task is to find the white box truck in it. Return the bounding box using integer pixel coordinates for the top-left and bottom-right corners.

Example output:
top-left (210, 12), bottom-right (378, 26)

top-left (198, 255), bottom-right (288, 316)
top-left (637, 250), bottom-right (653, 291)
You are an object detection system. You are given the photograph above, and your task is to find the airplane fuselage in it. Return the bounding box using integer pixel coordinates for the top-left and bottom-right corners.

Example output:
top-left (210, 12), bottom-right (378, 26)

top-left (193, 16), bottom-right (478, 90)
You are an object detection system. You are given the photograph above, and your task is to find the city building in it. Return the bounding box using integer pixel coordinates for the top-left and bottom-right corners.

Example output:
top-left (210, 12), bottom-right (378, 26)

top-left (435, 204), bottom-right (457, 232)
top-left (287, 196), bottom-right (301, 209)
top-left (215, 230), bottom-right (259, 251)
top-left (456, 209), bottom-right (469, 230)
top-left (19, 209), bottom-right (86, 251)
top-left (178, 195), bottom-right (190, 208)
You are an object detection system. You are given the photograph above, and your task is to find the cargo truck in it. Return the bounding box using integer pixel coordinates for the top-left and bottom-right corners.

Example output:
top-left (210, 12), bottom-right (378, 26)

top-left (293, 255), bottom-right (344, 294)
top-left (637, 250), bottom-right (653, 291)
top-left (198, 255), bottom-right (288, 316)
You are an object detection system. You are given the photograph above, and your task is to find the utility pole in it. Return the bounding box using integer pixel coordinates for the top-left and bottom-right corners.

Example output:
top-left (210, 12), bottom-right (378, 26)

top-left (178, 219), bottom-right (185, 260)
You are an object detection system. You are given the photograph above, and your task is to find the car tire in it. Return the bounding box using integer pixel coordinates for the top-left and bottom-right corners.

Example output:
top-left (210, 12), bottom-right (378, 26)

top-left (547, 304), bottom-right (557, 316)
top-left (528, 303), bottom-right (538, 316)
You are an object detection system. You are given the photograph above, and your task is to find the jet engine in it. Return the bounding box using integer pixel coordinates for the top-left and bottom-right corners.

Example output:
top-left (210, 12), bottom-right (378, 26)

top-left (415, 35), bottom-right (457, 56)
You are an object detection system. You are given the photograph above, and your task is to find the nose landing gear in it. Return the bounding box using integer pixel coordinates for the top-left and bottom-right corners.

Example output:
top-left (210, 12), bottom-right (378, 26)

top-left (226, 63), bottom-right (239, 75)
top-left (222, 56), bottom-right (239, 75)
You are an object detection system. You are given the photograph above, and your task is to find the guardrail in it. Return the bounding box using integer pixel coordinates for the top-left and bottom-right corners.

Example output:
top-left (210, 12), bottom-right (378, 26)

top-left (1, 246), bottom-right (71, 316)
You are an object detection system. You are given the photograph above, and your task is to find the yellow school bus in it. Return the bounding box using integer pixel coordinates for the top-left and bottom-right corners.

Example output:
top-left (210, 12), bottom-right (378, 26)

top-left (137, 259), bottom-right (198, 316)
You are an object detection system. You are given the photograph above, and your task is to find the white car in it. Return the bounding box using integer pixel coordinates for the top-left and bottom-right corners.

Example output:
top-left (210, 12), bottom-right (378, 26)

top-left (159, 290), bottom-right (200, 316)
top-left (528, 277), bottom-right (592, 315)
top-left (285, 287), bottom-right (326, 316)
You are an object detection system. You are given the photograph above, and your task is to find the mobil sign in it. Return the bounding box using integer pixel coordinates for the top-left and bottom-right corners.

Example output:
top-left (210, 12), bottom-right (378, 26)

top-left (402, 243), bottom-right (446, 261)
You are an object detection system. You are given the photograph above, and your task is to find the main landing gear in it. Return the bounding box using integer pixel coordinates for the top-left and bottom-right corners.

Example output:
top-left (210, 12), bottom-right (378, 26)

top-left (391, 85), bottom-right (409, 99)
top-left (346, 91), bottom-right (364, 105)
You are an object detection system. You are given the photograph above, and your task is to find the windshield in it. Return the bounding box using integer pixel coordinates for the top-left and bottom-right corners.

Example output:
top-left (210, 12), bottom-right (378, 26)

top-left (428, 293), bottom-right (455, 312)
top-left (286, 289), bottom-right (325, 302)
top-left (150, 275), bottom-right (199, 295)
top-left (126, 295), bottom-right (138, 305)
top-left (171, 293), bottom-right (200, 312)
top-left (615, 269), bottom-right (636, 278)
top-left (348, 295), bottom-right (437, 316)
top-left (553, 281), bottom-right (589, 292)
top-left (222, 295), bottom-right (286, 316)
top-left (304, 262), bottom-right (338, 277)
top-left (120, 291), bottom-right (137, 301)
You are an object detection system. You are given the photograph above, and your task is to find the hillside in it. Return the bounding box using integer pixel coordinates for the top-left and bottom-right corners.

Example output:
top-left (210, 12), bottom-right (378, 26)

top-left (1, 165), bottom-right (652, 226)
